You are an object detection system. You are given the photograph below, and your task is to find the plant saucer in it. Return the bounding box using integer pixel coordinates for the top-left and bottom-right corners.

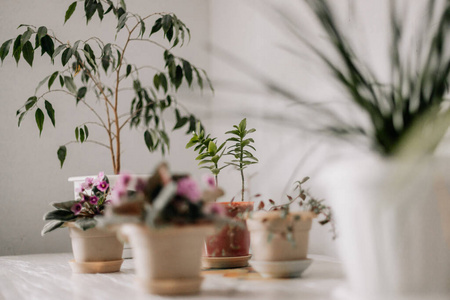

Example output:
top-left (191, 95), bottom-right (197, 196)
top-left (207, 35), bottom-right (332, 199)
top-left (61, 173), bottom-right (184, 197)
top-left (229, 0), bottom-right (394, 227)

top-left (202, 255), bottom-right (252, 269)
top-left (250, 258), bottom-right (312, 278)
top-left (137, 277), bottom-right (203, 295)
top-left (69, 259), bottom-right (123, 274)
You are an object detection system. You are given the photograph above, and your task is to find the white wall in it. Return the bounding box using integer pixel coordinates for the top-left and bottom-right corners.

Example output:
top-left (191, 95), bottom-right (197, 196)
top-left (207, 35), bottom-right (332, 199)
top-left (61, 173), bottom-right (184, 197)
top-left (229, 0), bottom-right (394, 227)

top-left (0, 0), bottom-right (212, 256)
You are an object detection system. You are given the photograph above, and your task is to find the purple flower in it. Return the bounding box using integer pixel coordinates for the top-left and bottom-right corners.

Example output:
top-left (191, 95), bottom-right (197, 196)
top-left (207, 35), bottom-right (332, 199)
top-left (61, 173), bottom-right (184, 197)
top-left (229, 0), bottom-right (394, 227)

top-left (177, 177), bottom-right (201, 203)
top-left (202, 174), bottom-right (216, 188)
top-left (89, 196), bottom-right (99, 205)
top-left (71, 203), bottom-right (83, 215)
top-left (97, 181), bottom-right (109, 192)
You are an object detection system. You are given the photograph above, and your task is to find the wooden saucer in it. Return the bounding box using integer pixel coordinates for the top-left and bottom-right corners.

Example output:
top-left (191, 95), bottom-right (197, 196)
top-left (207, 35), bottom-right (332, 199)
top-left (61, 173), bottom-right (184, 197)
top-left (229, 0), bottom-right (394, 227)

top-left (69, 259), bottom-right (123, 273)
top-left (202, 255), bottom-right (252, 269)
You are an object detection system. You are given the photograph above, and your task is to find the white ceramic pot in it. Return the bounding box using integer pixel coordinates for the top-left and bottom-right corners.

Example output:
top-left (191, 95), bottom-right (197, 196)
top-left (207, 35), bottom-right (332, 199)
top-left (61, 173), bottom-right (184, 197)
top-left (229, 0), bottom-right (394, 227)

top-left (322, 155), bottom-right (450, 299)
top-left (247, 211), bottom-right (314, 278)
top-left (67, 223), bottom-right (124, 273)
top-left (247, 211), bottom-right (314, 261)
top-left (68, 174), bottom-right (149, 259)
top-left (120, 224), bottom-right (214, 295)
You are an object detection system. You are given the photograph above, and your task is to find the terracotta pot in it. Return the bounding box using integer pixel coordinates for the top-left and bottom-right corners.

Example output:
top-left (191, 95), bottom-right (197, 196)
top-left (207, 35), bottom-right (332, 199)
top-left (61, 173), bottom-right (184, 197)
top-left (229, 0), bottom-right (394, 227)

top-left (67, 223), bottom-right (124, 273)
top-left (204, 202), bottom-right (253, 258)
top-left (247, 211), bottom-right (314, 261)
top-left (120, 224), bottom-right (214, 295)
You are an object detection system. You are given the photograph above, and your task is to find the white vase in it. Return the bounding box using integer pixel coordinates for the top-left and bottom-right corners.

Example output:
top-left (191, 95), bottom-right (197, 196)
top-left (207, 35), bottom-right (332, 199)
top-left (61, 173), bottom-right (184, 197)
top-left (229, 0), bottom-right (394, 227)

top-left (321, 154), bottom-right (450, 299)
top-left (119, 224), bottom-right (214, 295)
top-left (68, 174), bottom-right (149, 259)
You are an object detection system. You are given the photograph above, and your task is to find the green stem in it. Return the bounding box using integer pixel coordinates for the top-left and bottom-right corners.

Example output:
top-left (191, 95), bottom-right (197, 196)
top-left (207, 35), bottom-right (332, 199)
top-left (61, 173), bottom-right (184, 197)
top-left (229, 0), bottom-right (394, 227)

top-left (240, 168), bottom-right (245, 202)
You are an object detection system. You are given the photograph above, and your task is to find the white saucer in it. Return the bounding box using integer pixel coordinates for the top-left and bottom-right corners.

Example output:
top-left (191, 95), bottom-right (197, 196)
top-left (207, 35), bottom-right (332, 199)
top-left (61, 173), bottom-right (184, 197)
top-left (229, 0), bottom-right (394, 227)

top-left (250, 258), bottom-right (312, 278)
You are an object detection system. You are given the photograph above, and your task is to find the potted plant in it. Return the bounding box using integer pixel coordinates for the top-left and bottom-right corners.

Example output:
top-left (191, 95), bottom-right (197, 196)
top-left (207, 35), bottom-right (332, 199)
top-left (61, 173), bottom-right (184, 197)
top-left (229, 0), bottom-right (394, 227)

top-left (0, 0), bottom-right (212, 173)
top-left (247, 177), bottom-right (334, 278)
top-left (98, 163), bottom-right (225, 295)
top-left (186, 118), bottom-right (257, 268)
top-left (42, 172), bottom-right (124, 273)
top-left (255, 0), bottom-right (450, 297)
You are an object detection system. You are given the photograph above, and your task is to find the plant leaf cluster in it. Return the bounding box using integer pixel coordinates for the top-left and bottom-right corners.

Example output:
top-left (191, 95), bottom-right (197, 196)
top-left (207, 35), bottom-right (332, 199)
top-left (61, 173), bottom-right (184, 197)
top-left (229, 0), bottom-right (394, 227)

top-left (268, 0), bottom-right (450, 157)
top-left (1, 0), bottom-right (213, 173)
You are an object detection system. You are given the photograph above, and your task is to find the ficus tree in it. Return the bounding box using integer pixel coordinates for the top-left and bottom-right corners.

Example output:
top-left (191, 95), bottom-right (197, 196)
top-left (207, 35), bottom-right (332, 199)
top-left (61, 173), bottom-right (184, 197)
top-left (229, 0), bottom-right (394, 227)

top-left (0, 0), bottom-right (212, 174)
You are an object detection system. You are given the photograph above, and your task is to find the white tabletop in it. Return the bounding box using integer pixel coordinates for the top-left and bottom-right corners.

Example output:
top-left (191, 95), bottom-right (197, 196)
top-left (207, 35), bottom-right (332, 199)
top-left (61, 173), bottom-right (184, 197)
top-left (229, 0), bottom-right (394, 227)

top-left (0, 253), bottom-right (345, 300)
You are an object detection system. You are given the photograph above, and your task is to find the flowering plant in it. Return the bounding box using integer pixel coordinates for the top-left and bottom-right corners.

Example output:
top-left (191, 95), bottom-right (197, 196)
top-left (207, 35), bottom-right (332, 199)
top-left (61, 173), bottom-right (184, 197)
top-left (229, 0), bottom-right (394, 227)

top-left (254, 176), bottom-right (336, 240)
top-left (100, 163), bottom-right (225, 228)
top-left (41, 172), bottom-right (110, 235)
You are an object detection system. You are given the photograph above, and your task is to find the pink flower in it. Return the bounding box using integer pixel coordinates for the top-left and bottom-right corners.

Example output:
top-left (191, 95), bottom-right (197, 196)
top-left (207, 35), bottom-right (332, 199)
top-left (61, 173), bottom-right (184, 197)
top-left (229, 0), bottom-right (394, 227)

top-left (97, 181), bottom-right (109, 192)
top-left (203, 202), bottom-right (226, 216)
top-left (118, 172), bottom-right (131, 186)
top-left (71, 203), bottom-right (83, 215)
top-left (94, 171), bottom-right (105, 185)
top-left (83, 177), bottom-right (94, 189)
top-left (75, 186), bottom-right (85, 194)
top-left (110, 183), bottom-right (127, 205)
top-left (177, 177), bottom-right (201, 203)
top-left (89, 196), bottom-right (99, 205)
top-left (202, 174), bottom-right (216, 188)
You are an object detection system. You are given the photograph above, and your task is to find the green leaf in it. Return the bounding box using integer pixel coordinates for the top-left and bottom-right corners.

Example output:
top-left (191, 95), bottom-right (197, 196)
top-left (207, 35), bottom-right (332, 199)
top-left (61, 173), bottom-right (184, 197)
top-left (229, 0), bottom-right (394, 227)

top-left (85, 1), bottom-right (97, 23)
top-left (0, 39), bottom-right (13, 62)
top-left (150, 18), bottom-right (162, 36)
top-left (162, 15), bottom-right (172, 33)
top-left (153, 74), bottom-right (160, 90)
top-left (52, 45), bottom-right (66, 60)
top-left (182, 60), bottom-right (193, 86)
top-left (144, 130), bottom-right (154, 151)
top-left (79, 128), bottom-right (85, 143)
top-left (44, 100), bottom-right (55, 127)
top-left (35, 108), bottom-right (44, 136)
top-left (22, 41), bottom-right (34, 66)
top-left (57, 146), bottom-right (67, 168)
top-left (120, 0), bottom-right (127, 10)
top-left (84, 125), bottom-right (89, 140)
top-left (61, 47), bottom-right (73, 66)
top-left (96, 2), bottom-right (104, 20)
top-left (64, 2), bottom-right (77, 24)
top-left (13, 35), bottom-right (22, 64)
top-left (75, 217), bottom-right (97, 231)
top-left (174, 65), bottom-right (183, 89)
top-left (48, 71), bottom-right (58, 90)
top-left (208, 141), bottom-right (217, 153)
top-left (76, 87), bottom-right (87, 103)
top-left (21, 28), bottom-right (33, 45)
top-left (40, 35), bottom-right (54, 57)
top-left (17, 112), bottom-right (26, 127)
top-left (44, 209), bottom-right (76, 221)
top-left (116, 12), bottom-right (128, 32)
top-left (37, 26), bottom-right (47, 40)
top-left (59, 75), bottom-right (64, 87)
top-left (239, 118), bottom-right (247, 132)
top-left (25, 96), bottom-right (37, 110)
top-left (64, 76), bottom-right (77, 94)
top-left (126, 64), bottom-right (132, 77)
top-left (35, 75), bottom-right (50, 94)
top-left (159, 73), bottom-right (168, 93)
top-left (173, 116), bottom-right (188, 130)
top-left (51, 200), bottom-right (77, 211)
top-left (41, 220), bottom-right (65, 236)
top-left (75, 127), bottom-right (79, 141)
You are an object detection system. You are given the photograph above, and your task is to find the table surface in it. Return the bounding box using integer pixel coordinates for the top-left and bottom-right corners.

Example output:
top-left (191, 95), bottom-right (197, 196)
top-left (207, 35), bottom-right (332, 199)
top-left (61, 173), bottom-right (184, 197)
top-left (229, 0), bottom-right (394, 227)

top-left (0, 253), bottom-right (346, 300)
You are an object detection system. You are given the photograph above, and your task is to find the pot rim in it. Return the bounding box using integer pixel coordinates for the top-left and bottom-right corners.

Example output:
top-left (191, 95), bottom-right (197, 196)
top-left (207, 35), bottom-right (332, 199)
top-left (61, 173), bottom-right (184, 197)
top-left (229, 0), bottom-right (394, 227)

top-left (119, 223), bottom-right (214, 237)
top-left (249, 210), bottom-right (316, 221)
top-left (68, 174), bottom-right (150, 182)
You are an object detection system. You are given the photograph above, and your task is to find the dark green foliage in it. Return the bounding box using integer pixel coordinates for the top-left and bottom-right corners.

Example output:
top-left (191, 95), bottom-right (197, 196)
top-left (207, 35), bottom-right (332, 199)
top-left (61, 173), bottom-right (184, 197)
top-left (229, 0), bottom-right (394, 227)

top-left (1, 0), bottom-right (213, 172)
top-left (270, 0), bottom-right (450, 157)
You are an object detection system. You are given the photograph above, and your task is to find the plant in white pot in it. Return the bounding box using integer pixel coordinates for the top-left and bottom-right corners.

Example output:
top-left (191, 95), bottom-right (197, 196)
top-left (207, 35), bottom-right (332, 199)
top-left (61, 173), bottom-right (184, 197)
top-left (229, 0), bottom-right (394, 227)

top-left (247, 177), bottom-right (334, 278)
top-left (186, 118), bottom-right (258, 268)
top-left (253, 0), bottom-right (450, 297)
top-left (0, 0), bottom-right (212, 173)
top-left (98, 163), bottom-right (225, 295)
top-left (42, 172), bottom-right (124, 273)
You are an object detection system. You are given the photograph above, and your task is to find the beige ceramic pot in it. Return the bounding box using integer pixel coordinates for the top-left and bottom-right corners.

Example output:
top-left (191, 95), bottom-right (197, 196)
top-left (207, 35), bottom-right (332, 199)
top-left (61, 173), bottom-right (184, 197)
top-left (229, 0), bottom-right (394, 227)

top-left (247, 211), bottom-right (315, 278)
top-left (67, 223), bottom-right (124, 273)
top-left (120, 224), bottom-right (214, 295)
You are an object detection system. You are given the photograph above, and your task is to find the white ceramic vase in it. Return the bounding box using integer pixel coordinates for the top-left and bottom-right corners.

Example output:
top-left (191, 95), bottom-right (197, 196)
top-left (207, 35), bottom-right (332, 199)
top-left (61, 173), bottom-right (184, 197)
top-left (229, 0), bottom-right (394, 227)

top-left (119, 224), bottom-right (214, 295)
top-left (68, 174), bottom-right (149, 258)
top-left (322, 155), bottom-right (450, 299)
